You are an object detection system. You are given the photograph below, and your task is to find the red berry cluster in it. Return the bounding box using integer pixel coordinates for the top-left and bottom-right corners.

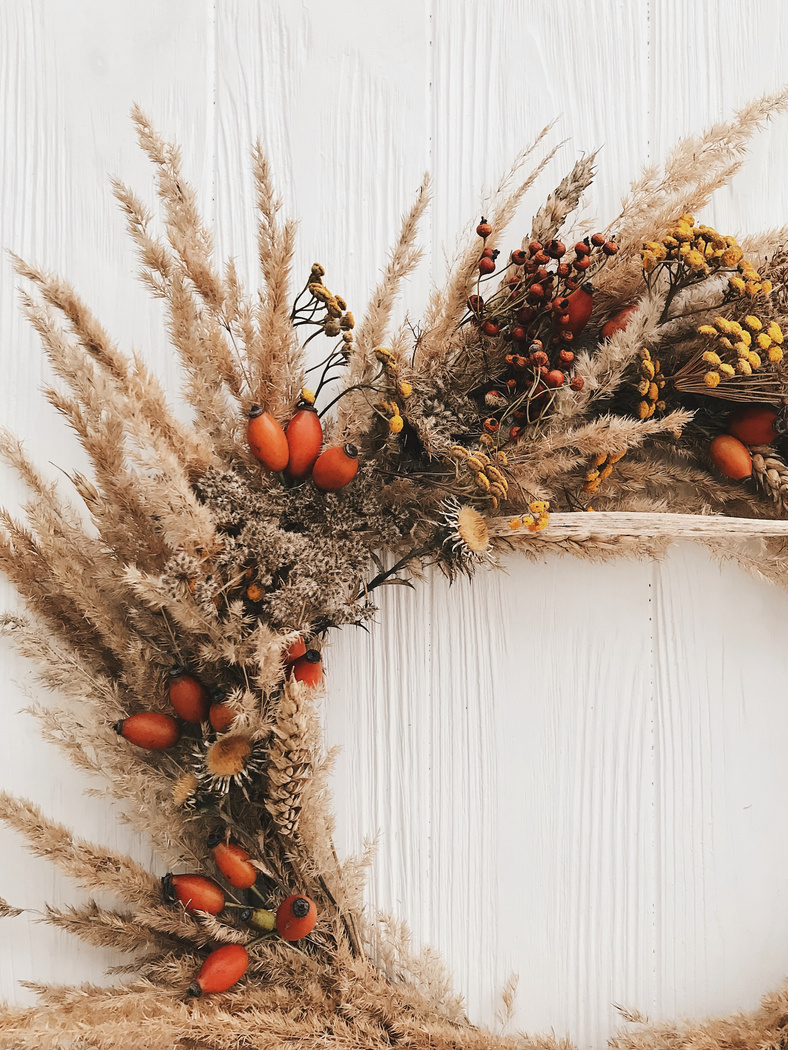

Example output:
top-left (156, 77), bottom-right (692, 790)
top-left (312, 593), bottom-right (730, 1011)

top-left (468, 221), bottom-right (619, 439)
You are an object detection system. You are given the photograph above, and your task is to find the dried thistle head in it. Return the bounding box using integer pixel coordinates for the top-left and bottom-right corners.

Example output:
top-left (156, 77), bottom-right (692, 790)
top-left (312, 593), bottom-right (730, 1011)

top-left (199, 733), bottom-right (264, 793)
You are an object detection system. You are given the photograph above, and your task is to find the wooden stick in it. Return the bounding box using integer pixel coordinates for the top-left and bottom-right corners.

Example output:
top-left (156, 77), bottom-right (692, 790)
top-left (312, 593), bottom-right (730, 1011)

top-left (491, 510), bottom-right (788, 541)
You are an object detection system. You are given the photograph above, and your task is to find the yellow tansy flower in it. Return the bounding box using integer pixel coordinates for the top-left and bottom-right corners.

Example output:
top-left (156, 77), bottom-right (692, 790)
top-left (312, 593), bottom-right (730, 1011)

top-left (702, 351), bottom-right (721, 365)
top-left (697, 325), bottom-right (718, 337)
top-left (744, 315), bottom-right (762, 330)
top-left (718, 363), bottom-right (735, 377)
top-left (704, 371), bottom-right (721, 388)
top-left (768, 346), bottom-right (784, 362)
top-left (389, 415), bottom-right (404, 434)
top-left (728, 276), bottom-right (746, 294)
top-left (757, 332), bottom-right (772, 351)
top-left (768, 321), bottom-right (783, 344)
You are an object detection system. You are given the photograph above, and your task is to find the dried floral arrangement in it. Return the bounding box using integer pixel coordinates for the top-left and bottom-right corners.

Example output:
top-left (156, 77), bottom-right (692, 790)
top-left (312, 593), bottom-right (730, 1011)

top-left (3, 93), bottom-right (788, 1050)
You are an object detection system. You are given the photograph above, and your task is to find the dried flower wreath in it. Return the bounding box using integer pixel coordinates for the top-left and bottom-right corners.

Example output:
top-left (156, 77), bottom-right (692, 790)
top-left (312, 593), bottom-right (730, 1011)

top-left (3, 93), bottom-right (788, 1050)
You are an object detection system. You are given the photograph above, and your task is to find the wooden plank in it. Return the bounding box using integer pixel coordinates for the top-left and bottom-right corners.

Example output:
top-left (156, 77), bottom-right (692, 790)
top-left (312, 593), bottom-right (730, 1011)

top-left (0, 0), bottom-right (211, 1002)
top-left (1, 5), bottom-right (788, 1050)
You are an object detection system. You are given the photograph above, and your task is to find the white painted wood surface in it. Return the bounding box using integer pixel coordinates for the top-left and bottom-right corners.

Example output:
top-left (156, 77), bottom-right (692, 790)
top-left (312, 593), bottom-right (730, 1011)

top-left (2, 3), bottom-right (788, 1048)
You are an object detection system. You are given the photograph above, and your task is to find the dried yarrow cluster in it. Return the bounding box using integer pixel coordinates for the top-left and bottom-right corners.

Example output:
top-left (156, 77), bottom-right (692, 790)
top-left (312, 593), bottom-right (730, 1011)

top-left (4, 91), bottom-right (788, 1050)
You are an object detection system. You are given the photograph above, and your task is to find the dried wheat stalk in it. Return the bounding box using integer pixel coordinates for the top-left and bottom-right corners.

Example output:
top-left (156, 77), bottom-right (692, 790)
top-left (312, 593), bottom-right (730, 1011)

top-left (751, 446), bottom-right (788, 513)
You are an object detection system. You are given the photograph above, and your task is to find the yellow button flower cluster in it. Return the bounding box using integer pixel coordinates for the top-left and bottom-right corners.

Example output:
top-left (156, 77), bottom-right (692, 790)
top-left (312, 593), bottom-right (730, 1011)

top-left (307, 265), bottom-right (355, 341)
top-left (697, 314), bottom-right (783, 386)
top-left (635, 348), bottom-right (666, 418)
top-left (508, 500), bottom-right (550, 532)
top-left (449, 445), bottom-right (509, 511)
top-left (583, 450), bottom-right (626, 494)
top-left (641, 214), bottom-right (741, 276)
top-left (376, 399), bottom-right (405, 433)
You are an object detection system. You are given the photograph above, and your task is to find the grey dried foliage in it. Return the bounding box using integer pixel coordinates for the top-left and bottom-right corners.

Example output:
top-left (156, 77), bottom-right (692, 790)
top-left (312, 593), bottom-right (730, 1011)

top-left (1, 97), bottom-right (788, 1050)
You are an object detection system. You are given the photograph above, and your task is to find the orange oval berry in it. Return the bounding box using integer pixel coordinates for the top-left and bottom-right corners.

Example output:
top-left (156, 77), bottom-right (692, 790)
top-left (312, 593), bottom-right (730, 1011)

top-left (114, 712), bottom-right (181, 751)
top-left (286, 405), bottom-right (324, 479)
top-left (247, 406), bottom-right (289, 471)
top-left (726, 406), bottom-right (778, 446)
top-left (209, 702), bottom-right (236, 732)
top-left (275, 894), bottom-right (317, 941)
top-left (312, 444), bottom-right (359, 492)
top-left (601, 304), bottom-right (637, 340)
top-left (557, 283), bottom-right (593, 337)
top-left (211, 841), bottom-right (258, 890)
top-left (292, 649), bottom-right (323, 688)
top-left (188, 944), bottom-right (249, 997)
top-left (284, 637), bottom-right (307, 664)
top-left (168, 667), bottom-right (211, 723)
top-left (162, 873), bottom-right (225, 915)
top-left (709, 434), bottom-right (752, 479)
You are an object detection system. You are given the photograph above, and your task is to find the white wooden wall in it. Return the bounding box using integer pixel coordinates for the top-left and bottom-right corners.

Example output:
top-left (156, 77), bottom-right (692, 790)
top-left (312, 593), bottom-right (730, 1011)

top-left (2, 3), bottom-right (788, 1048)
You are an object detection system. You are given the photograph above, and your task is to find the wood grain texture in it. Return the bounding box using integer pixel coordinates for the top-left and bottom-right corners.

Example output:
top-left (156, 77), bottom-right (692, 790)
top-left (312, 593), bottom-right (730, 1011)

top-left (1, 3), bottom-right (788, 1048)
